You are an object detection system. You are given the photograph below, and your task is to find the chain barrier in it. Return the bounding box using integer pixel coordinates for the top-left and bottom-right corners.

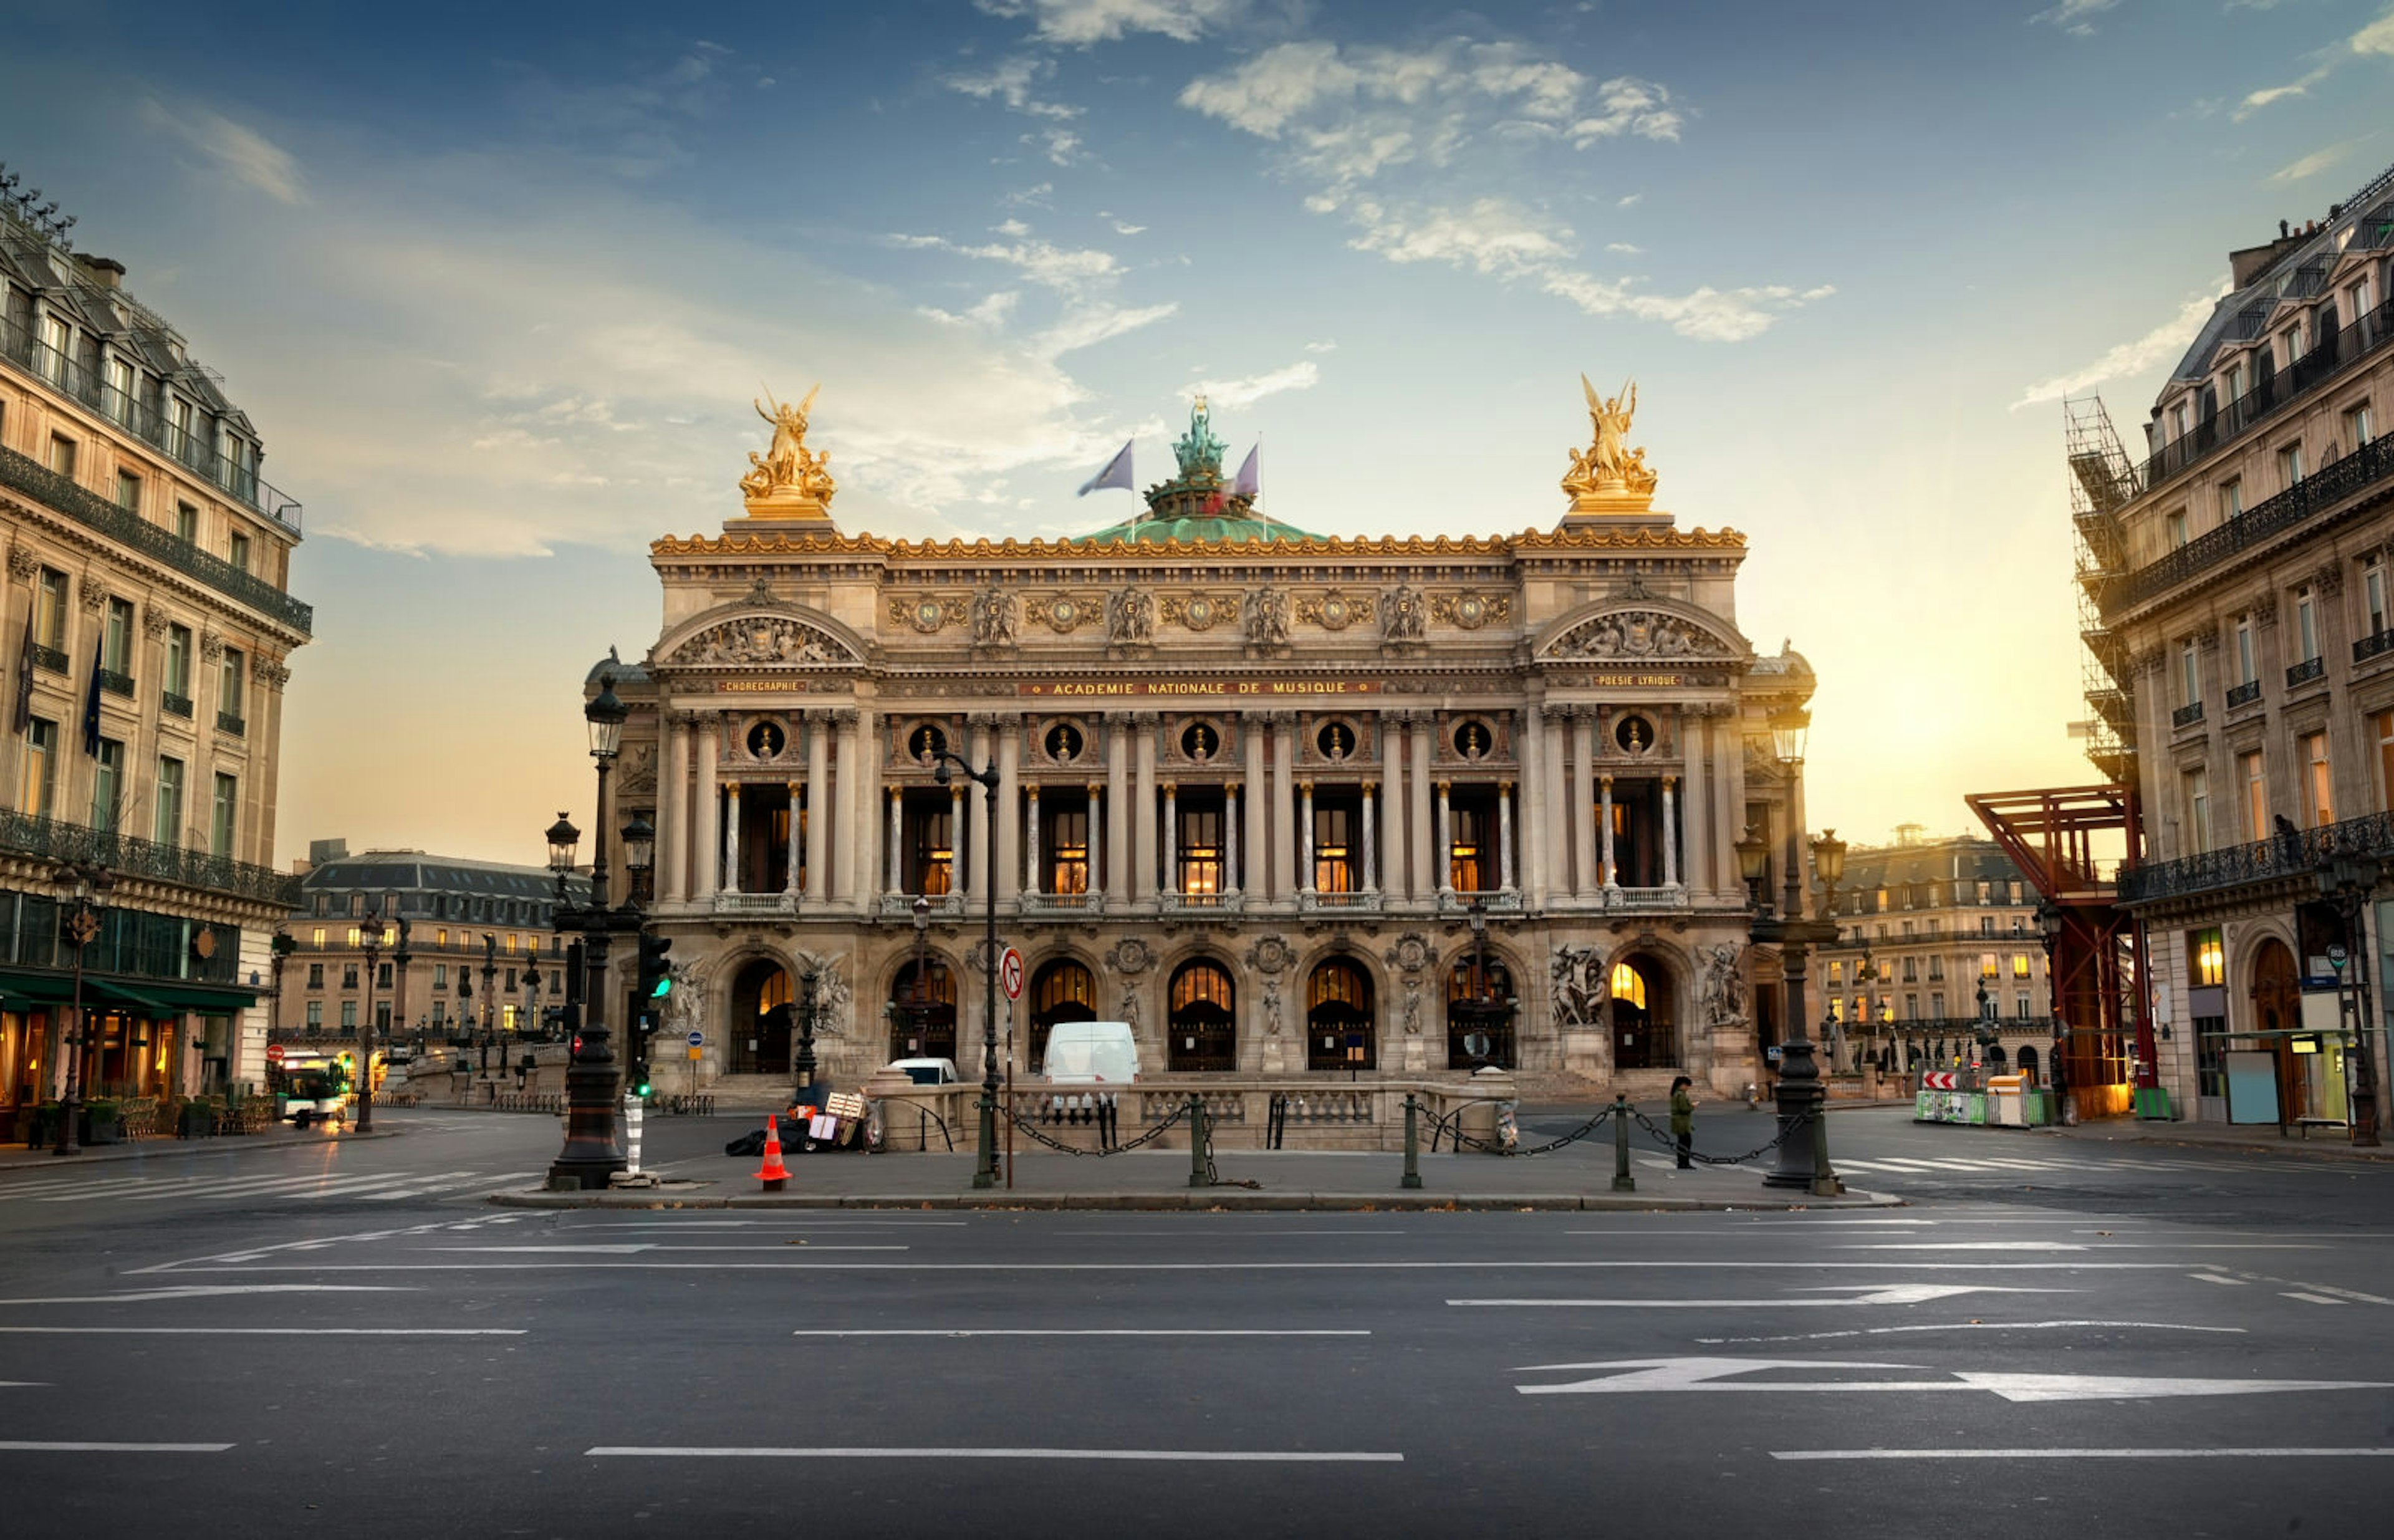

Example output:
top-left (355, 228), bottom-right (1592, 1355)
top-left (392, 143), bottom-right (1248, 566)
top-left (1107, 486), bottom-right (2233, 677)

top-left (1625, 1105), bottom-right (1792, 1167)
top-left (1002, 1101), bottom-right (1187, 1157)
top-left (1199, 1105), bottom-right (1263, 1190)
top-left (1425, 1099), bottom-right (1617, 1157)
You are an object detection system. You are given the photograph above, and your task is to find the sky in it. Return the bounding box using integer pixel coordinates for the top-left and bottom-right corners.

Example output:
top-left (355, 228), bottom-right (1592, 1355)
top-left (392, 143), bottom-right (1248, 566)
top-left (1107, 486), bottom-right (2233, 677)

top-left (2, 0), bottom-right (2390, 867)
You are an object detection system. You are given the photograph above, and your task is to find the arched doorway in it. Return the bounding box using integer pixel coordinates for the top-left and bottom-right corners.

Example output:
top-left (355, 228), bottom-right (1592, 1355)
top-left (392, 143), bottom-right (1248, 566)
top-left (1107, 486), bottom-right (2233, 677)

top-left (2249, 938), bottom-right (2302, 1124)
top-left (1608, 953), bottom-right (1676, 1069)
top-left (890, 958), bottom-right (957, 1063)
top-left (1029, 958), bottom-right (1097, 1074)
top-left (1446, 951), bottom-right (1515, 1069)
top-left (1168, 959), bottom-right (1236, 1072)
top-left (1307, 957), bottom-right (1375, 1071)
top-left (2017, 1044), bottom-right (2039, 1086)
top-left (729, 960), bottom-right (793, 1074)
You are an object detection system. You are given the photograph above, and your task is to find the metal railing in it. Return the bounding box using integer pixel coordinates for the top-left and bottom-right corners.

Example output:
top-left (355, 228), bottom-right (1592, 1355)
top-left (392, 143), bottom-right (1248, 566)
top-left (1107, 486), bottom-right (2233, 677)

top-left (216, 711), bottom-right (245, 738)
top-left (2117, 807), bottom-right (2394, 905)
top-left (0, 444), bottom-right (313, 635)
top-left (2224, 678), bottom-right (2263, 708)
top-left (2142, 292), bottom-right (2394, 488)
top-left (0, 807), bottom-right (300, 908)
top-left (2357, 628), bottom-right (2394, 667)
top-left (97, 667), bottom-right (133, 697)
top-left (2287, 656), bottom-right (2327, 688)
top-left (2171, 701), bottom-right (2205, 728)
top-left (0, 313), bottom-right (302, 533)
top-left (28, 642), bottom-right (66, 674)
top-left (2114, 411), bottom-right (2394, 615)
top-left (161, 691), bottom-right (191, 718)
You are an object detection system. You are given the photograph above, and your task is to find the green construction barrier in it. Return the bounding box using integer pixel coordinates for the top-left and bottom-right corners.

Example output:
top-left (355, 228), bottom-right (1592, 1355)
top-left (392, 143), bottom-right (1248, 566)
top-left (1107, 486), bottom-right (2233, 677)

top-left (2133, 1086), bottom-right (2175, 1121)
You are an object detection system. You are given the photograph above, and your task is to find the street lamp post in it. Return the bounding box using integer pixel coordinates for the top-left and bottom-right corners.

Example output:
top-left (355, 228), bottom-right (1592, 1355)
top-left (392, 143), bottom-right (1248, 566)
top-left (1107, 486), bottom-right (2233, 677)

top-left (1736, 786), bottom-right (1845, 1197)
top-left (479, 935), bottom-right (498, 1045)
top-left (51, 859), bottom-right (114, 1157)
top-left (2036, 898), bottom-right (2071, 1124)
top-left (905, 894), bottom-right (932, 1056)
top-left (355, 907), bottom-right (386, 1132)
top-left (2315, 845), bottom-right (2383, 1147)
top-left (546, 671), bottom-right (642, 1190)
top-left (796, 966), bottom-right (820, 1097)
top-left (930, 748), bottom-right (1003, 1190)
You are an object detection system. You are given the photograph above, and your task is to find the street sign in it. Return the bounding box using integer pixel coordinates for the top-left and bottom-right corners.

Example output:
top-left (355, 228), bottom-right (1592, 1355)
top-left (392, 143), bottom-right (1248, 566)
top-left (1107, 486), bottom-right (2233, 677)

top-left (2327, 943), bottom-right (2350, 973)
top-left (685, 1030), bottom-right (704, 1047)
top-left (686, 1046), bottom-right (701, 1061)
top-left (265, 1043), bottom-right (286, 1063)
top-left (1921, 1071), bottom-right (1958, 1090)
top-left (999, 945), bottom-right (1024, 1001)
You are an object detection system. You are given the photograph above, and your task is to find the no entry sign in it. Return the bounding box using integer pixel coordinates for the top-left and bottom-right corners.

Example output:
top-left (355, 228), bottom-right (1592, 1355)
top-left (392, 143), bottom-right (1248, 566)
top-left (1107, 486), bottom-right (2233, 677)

top-left (999, 946), bottom-right (1024, 1001)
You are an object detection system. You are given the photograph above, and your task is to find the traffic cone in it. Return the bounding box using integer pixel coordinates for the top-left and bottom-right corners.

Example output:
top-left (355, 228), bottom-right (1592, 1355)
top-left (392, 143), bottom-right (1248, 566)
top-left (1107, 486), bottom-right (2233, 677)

top-left (756, 1114), bottom-right (790, 1191)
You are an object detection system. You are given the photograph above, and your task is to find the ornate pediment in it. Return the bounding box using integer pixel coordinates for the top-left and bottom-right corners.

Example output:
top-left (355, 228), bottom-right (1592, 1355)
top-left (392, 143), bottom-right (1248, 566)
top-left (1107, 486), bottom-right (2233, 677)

top-left (1540, 607), bottom-right (1741, 663)
top-left (665, 612), bottom-right (860, 668)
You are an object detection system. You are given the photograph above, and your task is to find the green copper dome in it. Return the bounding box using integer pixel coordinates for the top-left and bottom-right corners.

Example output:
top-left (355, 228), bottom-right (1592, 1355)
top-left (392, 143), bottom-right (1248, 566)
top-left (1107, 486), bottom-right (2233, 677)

top-left (1072, 509), bottom-right (1320, 546)
top-left (1072, 397), bottom-right (1314, 544)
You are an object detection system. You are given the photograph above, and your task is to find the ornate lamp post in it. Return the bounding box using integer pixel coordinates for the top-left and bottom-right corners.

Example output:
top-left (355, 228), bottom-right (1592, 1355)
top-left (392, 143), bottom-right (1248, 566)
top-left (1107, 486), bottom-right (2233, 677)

top-left (930, 746), bottom-right (1003, 1190)
top-left (545, 671), bottom-right (640, 1188)
top-left (1736, 779), bottom-right (1845, 1197)
top-left (904, 894), bottom-right (932, 1056)
top-left (797, 966), bottom-right (820, 1097)
top-left (2314, 844), bottom-right (2383, 1147)
top-left (2036, 897), bottom-right (2070, 1124)
top-left (355, 906), bottom-right (386, 1132)
top-left (51, 859), bottom-right (114, 1157)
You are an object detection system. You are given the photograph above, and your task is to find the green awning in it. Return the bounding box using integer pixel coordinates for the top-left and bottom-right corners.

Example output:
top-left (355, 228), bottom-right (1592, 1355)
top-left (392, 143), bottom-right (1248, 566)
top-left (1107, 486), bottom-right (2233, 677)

top-left (118, 982), bottom-right (258, 1014)
top-left (0, 972), bottom-right (79, 1009)
top-left (0, 972), bottom-right (255, 1016)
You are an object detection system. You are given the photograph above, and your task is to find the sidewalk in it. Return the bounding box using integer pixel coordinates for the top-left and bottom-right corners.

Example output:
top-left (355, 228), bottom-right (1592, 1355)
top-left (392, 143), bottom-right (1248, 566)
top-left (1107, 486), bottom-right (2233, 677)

top-left (2045, 1115), bottom-right (2394, 1163)
top-left (489, 1143), bottom-right (1903, 1212)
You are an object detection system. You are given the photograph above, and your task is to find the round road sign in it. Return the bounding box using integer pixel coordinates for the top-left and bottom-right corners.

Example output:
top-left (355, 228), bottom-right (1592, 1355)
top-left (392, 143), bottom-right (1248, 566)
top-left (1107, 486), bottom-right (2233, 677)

top-left (686, 1030), bottom-right (704, 1047)
top-left (999, 946), bottom-right (1024, 1001)
top-left (266, 1042), bottom-right (286, 1062)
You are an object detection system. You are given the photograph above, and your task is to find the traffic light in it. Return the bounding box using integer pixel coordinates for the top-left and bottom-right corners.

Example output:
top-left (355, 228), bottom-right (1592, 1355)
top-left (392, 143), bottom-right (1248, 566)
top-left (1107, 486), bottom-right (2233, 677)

top-left (637, 931), bottom-right (673, 1007)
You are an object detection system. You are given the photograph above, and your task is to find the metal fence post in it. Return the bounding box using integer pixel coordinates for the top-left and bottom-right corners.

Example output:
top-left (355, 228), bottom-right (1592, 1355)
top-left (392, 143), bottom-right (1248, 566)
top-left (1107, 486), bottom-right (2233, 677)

top-left (1188, 1092), bottom-right (1208, 1189)
top-left (1611, 1094), bottom-right (1635, 1193)
top-left (1401, 1093), bottom-right (1423, 1190)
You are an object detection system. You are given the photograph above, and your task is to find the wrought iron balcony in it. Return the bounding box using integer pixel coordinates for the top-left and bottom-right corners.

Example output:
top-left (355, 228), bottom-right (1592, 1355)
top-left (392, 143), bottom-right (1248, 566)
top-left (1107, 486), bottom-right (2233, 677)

top-left (2140, 292), bottom-right (2394, 489)
top-left (2224, 678), bottom-right (2262, 709)
top-left (216, 711), bottom-right (246, 738)
top-left (2113, 428), bottom-right (2394, 615)
top-left (161, 691), bottom-right (191, 719)
top-left (2286, 655), bottom-right (2326, 689)
top-left (2357, 628), bottom-right (2394, 666)
top-left (0, 445), bottom-right (312, 635)
top-left (0, 314), bottom-right (302, 534)
top-left (2172, 701), bottom-right (2205, 728)
top-left (2117, 808), bottom-right (2394, 906)
top-left (29, 642), bottom-right (66, 674)
top-left (99, 667), bottom-right (133, 698)
top-left (0, 807), bottom-right (299, 908)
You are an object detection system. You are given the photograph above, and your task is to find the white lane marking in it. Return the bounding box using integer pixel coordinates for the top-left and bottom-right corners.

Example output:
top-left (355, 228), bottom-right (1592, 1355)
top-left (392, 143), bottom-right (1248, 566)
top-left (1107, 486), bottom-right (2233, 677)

top-left (2278, 1280), bottom-right (2394, 1305)
top-left (128, 1215), bottom-right (527, 1275)
top-left (566, 1220), bottom-right (967, 1229)
top-left (1565, 1220), bottom-right (1939, 1233)
top-left (1511, 1357), bottom-right (2393, 1402)
top-left (160, 1259), bottom-right (2204, 1274)
top-left (1696, 1321), bottom-right (2249, 1345)
top-left (2191, 1274), bottom-right (2246, 1285)
top-left (1048, 1229), bottom-right (1411, 1236)
top-left (585, 1446), bottom-right (1402, 1463)
top-left (0, 1327), bottom-right (524, 1335)
top-left (1844, 1242), bottom-right (2087, 1252)
top-left (790, 1330), bottom-right (1371, 1337)
top-left (0, 1284), bottom-right (413, 1306)
top-left (1449, 1284), bottom-right (2064, 1309)
top-left (2282, 1292), bottom-right (2348, 1306)
top-left (287, 1173), bottom-right (473, 1201)
top-left (0, 1441), bottom-right (231, 1452)
top-left (1773, 1448), bottom-right (2394, 1461)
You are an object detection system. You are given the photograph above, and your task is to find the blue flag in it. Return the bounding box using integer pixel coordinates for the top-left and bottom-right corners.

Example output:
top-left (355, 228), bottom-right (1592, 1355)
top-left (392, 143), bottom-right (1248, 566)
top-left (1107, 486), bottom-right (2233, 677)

top-left (1076, 440), bottom-right (1134, 496)
top-left (80, 633), bottom-right (102, 756)
top-left (1231, 443), bottom-right (1260, 501)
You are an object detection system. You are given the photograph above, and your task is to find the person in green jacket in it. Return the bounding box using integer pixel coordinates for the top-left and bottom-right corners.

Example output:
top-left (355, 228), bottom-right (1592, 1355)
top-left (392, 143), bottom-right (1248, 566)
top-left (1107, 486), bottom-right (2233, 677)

top-left (1669, 1076), bottom-right (1695, 1168)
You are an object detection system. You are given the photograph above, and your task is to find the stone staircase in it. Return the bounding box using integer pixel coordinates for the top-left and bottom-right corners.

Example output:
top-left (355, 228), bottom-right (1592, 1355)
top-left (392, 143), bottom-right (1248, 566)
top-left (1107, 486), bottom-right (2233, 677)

top-left (706, 1074), bottom-right (800, 1110)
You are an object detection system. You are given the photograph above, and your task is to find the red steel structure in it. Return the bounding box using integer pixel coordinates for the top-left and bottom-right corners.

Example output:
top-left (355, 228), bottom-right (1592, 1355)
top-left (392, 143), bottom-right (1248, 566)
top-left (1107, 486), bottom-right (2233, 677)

top-left (1966, 785), bottom-right (2155, 1119)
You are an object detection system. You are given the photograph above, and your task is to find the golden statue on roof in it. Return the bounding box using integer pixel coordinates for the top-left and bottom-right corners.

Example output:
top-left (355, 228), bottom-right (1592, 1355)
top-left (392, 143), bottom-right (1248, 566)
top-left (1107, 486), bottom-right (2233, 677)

top-left (739, 383), bottom-right (837, 518)
top-left (1562, 373), bottom-right (1659, 513)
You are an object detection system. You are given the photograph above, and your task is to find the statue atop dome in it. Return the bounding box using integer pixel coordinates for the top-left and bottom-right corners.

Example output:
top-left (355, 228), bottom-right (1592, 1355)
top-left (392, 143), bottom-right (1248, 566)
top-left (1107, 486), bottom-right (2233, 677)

top-left (739, 383), bottom-right (837, 521)
top-left (1562, 373), bottom-right (1660, 515)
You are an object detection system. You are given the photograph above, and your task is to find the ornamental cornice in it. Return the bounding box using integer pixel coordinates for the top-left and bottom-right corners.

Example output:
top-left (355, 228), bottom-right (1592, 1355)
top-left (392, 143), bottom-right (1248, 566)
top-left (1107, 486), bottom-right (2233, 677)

top-left (648, 526), bottom-right (1747, 561)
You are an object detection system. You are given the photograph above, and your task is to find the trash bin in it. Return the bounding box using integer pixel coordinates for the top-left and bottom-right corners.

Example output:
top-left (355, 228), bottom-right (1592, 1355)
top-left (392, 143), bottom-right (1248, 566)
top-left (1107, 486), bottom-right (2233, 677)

top-left (1988, 1073), bottom-right (2026, 1127)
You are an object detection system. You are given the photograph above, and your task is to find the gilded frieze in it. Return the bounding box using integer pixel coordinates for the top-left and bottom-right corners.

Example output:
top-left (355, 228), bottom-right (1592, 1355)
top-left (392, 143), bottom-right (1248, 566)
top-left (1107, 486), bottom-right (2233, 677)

top-left (1431, 591), bottom-right (1511, 630)
top-left (888, 595), bottom-right (969, 634)
top-left (1159, 593), bottom-right (1241, 633)
top-left (1027, 594), bottom-right (1103, 633)
top-left (1296, 590), bottom-right (1374, 632)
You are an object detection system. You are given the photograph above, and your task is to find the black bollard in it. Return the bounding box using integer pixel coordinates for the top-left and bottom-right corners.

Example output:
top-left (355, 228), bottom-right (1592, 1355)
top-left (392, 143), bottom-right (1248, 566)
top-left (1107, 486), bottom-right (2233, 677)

top-left (1401, 1093), bottom-right (1423, 1190)
top-left (1188, 1092), bottom-right (1209, 1189)
top-left (1612, 1093), bottom-right (1635, 1193)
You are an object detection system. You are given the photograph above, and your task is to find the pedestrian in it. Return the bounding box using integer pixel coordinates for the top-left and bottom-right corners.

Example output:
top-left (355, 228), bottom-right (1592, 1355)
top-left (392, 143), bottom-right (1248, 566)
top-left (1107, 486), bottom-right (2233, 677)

top-left (1669, 1075), bottom-right (1696, 1169)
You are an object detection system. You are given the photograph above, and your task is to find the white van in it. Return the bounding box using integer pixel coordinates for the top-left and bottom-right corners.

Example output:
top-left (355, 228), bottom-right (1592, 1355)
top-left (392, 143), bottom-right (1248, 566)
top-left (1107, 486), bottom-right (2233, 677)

top-left (1042, 1021), bottom-right (1140, 1084)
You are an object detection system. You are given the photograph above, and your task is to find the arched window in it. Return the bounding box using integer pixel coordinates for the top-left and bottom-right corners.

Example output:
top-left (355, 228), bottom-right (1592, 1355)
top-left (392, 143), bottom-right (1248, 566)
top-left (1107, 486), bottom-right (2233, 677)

top-left (890, 959), bottom-right (957, 1062)
top-left (1029, 959), bottom-right (1097, 1074)
top-left (1307, 958), bottom-right (1375, 1071)
top-left (1609, 952), bottom-right (1675, 1069)
top-left (1446, 953), bottom-right (1514, 1069)
top-left (1167, 960), bottom-right (1236, 1072)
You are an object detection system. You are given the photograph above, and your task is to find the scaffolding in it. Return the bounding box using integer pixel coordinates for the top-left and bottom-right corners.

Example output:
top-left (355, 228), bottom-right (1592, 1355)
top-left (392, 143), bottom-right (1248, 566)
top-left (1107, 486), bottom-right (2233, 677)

top-left (2065, 396), bottom-right (2139, 785)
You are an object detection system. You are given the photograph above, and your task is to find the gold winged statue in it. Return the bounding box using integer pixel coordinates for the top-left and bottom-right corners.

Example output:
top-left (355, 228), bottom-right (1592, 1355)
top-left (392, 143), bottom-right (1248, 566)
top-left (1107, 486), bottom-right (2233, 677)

top-left (1562, 372), bottom-right (1658, 506)
top-left (740, 383), bottom-right (837, 510)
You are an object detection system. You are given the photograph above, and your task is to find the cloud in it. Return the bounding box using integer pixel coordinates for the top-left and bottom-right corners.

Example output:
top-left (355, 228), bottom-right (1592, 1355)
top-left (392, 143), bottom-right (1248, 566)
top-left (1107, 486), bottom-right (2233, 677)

top-left (139, 100), bottom-right (307, 204)
top-left (943, 55), bottom-right (1082, 120)
top-left (2267, 137), bottom-right (2365, 180)
top-left (1605, 241), bottom-right (1643, 254)
top-left (2234, 64), bottom-right (2332, 118)
top-left (2357, 7), bottom-right (2394, 54)
top-left (2234, 5), bottom-right (2394, 118)
top-left (1617, 191), bottom-right (1643, 208)
top-left (2030, 0), bottom-right (2119, 36)
top-left (977, 0), bottom-right (1250, 45)
top-left (1185, 359), bottom-right (1319, 408)
top-left (2012, 287), bottom-right (2228, 410)
top-left (1303, 338), bottom-right (1337, 353)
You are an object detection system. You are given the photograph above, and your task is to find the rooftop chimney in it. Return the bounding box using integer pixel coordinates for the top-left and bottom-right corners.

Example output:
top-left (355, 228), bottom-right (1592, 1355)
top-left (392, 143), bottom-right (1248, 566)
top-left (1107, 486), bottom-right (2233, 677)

top-left (72, 254), bottom-right (125, 289)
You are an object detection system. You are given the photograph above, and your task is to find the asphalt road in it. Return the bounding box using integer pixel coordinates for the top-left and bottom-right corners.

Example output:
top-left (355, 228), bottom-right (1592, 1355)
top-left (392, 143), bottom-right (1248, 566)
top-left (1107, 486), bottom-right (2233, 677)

top-left (2, 1105), bottom-right (2390, 1539)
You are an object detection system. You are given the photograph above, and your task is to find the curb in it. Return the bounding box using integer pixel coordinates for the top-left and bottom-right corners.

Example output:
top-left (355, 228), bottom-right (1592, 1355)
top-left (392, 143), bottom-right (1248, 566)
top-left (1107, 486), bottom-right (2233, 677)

top-left (2061, 1129), bottom-right (2394, 1163)
top-left (486, 1187), bottom-right (1903, 1213)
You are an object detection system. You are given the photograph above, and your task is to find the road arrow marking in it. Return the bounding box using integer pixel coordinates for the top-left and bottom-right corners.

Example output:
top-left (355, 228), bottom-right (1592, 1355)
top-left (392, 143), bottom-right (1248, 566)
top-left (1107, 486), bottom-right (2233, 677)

top-left (1453, 1284), bottom-right (2065, 1309)
top-left (1512, 1357), bottom-right (2394, 1402)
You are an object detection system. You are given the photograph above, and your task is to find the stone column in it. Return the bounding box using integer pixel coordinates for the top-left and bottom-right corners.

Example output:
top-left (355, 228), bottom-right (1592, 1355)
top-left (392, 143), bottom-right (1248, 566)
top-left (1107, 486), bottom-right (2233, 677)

top-left (805, 714), bottom-right (830, 897)
top-left (692, 721), bottom-right (719, 901)
top-left (1163, 782), bottom-right (1180, 897)
top-left (1026, 785), bottom-right (1042, 897)
top-left (1681, 710), bottom-right (1711, 900)
top-left (660, 714), bottom-right (689, 904)
top-left (1715, 712), bottom-right (1744, 888)
top-left (1571, 712), bottom-right (1597, 902)
top-left (1271, 715), bottom-right (1297, 900)
top-left (1379, 714), bottom-right (1406, 902)
top-left (1225, 781), bottom-right (1242, 896)
top-left (1087, 782), bottom-right (1105, 902)
top-left (1598, 773), bottom-right (1617, 893)
top-left (1661, 773), bottom-right (1680, 889)
top-left (1521, 708), bottom-right (1546, 906)
top-left (1435, 780), bottom-right (1453, 896)
top-left (1244, 723), bottom-right (1268, 899)
top-left (1299, 780), bottom-right (1315, 893)
top-left (1544, 708), bottom-right (1570, 902)
top-left (1361, 782), bottom-right (1378, 893)
top-left (949, 782), bottom-right (967, 901)
top-left (962, 718), bottom-right (991, 895)
top-left (838, 709), bottom-right (867, 906)
top-left (724, 783), bottom-right (743, 895)
top-left (785, 777), bottom-right (803, 897)
top-left (1499, 780), bottom-right (1515, 893)
top-left (997, 719), bottom-right (1022, 905)
top-left (1107, 718), bottom-right (1131, 900)
top-left (886, 787), bottom-right (903, 893)
top-left (1132, 713), bottom-right (1158, 902)
top-left (1408, 715), bottom-right (1433, 903)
